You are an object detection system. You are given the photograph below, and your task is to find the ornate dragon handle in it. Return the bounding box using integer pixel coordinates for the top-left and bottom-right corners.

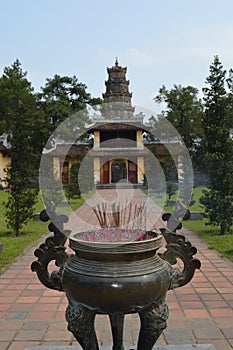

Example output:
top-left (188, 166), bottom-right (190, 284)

top-left (31, 203), bottom-right (70, 291)
top-left (160, 210), bottom-right (201, 290)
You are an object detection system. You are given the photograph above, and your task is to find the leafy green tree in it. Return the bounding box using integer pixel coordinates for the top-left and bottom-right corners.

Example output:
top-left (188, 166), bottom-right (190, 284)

top-left (200, 56), bottom-right (233, 235)
top-left (0, 60), bottom-right (39, 235)
top-left (38, 75), bottom-right (102, 139)
top-left (154, 84), bottom-right (204, 166)
top-left (161, 159), bottom-right (177, 200)
top-left (66, 162), bottom-right (81, 200)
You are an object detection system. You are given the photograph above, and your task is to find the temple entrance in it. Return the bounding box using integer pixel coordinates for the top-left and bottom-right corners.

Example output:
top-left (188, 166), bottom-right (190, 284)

top-left (111, 160), bottom-right (127, 183)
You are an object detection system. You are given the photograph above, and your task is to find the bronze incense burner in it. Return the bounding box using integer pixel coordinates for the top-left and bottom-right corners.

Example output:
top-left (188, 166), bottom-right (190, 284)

top-left (31, 205), bottom-right (201, 350)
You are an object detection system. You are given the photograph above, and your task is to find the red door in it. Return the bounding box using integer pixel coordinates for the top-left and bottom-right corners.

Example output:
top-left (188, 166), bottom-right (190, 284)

top-left (128, 161), bottom-right (137, 183)
top-left (103, 162), bottom-right (109, 184)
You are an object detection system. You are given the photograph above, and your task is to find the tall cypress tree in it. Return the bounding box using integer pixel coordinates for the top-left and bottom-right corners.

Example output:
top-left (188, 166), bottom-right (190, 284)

top-left (0, 60), bottom-right (39, 235)
top-left (200, 56), bottom-right (233, 235)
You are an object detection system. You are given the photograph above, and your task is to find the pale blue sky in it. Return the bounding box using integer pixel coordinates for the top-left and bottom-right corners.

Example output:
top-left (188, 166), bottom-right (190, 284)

top-left (1, 0), bottom-right (233, 112)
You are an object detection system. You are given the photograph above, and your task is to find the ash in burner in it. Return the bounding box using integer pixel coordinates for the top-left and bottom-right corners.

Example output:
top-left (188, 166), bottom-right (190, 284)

top-left (75, 228), bottom-right (157, 243)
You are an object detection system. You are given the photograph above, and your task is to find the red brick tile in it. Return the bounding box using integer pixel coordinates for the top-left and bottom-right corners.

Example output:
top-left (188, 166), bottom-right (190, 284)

top-left (54, 311), bottom-right (66, 321)
top-left (199, 293), bottom-right (223, 301)
top-left (167, 318), bottom-right (186, 329)
top-left (222, 293), bottom-right (233, 301)
top-left (208, 277), bottom-right (230, 283)
top-left (26, 284), bottom-right (45, 290)
top-left (0, 296), bottom-right (17, 304)
top-left (195, 287), bottom-right (217, 294)
top-left (175, 287), bottom-right (195, 295)
top-left (0, 291), bottom-right (21, 297)
top-left (209, 308), bottom-right (233, 317)
top-left (213, 316), bottom-right (233, 327)
top-left (7, 303), bottom-right (33, 312)
top-left (221, 328), bottom-right (233, 338)
top-left (0, 285), bottom-right (7, 291)
top-left (204, 272), bottom-right (223, 277)
top-left (0, 320), bottom-right (23, 331)
top-left (216, 287), bottom-right (233, 294)
top-left (167, 301), bottom-right (180, 309)
top-left (42, 342), bottom-right (72, 347)
top-left (7, 341), bottom-right (40, 350)
top-left (188, 318), bottom-right (215, 328)
top-left (202, 339), bottom-right (233, 350)
top-left (204, 300), bottom-right (229, 308)
top-left (0, 272), bottom-right (17, 279)
top-left (22, 320), bottom-right (49, 331)
top-left (168, 309), bottom-right (184, 319)
top-left (5, 284), bottom-right (24, 291)
top-left (0, 303), bottom-right (11, 311)
top-left (44, 330), bottom-right (72, 341)
top-left (58, 304), bottom-right (68, 311)
top-left (193, 327), bottom-right (223, 339)
top-left (38, 297), bottom-right (62, 304)
top-left (184, 309), bottom-right (210, 318)
top-left (34, 303), bottom-right (58, 312)
top-left (176, 294), bottom-right (200, 301)
top-left (166, 292), bottom-right (178, 302)
top-left (20, 290), bottom-right (43, 297)
top-left (212, 281), bottom-right (232, 287)
top-left (29, 311), bottom-right (55, 320)
top-left (0, 342), bottom-right (11, 350)
top-left (42, 289), bottom-right (62, 297)
top-left (180, 301), bottom-right (205, 309)
top-left (47, 321), bottom-right (68, 331)
top-left (15, 296), bottom-right (39, 304)
top-left (14, 330), bottom-right (44, 341)
top-left (15, 274), bottom-right (33, 280)
top-left (191, 282), bottom-right (213, 288)
top-left (11, 279), bottom-right (31, 284)
top-left (0, 330), bottom-right (17, 340)
top-left (0, 279), bottom-right (11, 285)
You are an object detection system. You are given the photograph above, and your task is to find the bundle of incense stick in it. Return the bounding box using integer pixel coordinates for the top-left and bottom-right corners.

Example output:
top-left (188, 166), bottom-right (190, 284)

top-left (93, 201), bottom-right (147, 230)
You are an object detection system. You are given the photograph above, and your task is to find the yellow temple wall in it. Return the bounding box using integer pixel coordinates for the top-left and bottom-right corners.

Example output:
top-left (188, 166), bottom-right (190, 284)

top-left (0, 153), bottom-right (10, 187)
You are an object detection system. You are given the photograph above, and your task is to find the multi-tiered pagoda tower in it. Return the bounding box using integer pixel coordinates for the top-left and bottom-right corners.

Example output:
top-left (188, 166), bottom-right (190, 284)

top-left (89, 58), bottom-right (147, 186)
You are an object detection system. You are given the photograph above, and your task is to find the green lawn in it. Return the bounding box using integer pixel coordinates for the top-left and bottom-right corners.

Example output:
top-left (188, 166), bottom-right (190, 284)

top-left (165, 186), bottom-right (233, 263)
top-left (143, 186), bottom-right (233, 263)
top-left (0, 191), bottom-right (84, 274)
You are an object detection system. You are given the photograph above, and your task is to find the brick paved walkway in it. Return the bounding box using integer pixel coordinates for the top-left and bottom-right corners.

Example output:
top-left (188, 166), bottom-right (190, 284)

top-left (0, 189), bottom-right (233, 350)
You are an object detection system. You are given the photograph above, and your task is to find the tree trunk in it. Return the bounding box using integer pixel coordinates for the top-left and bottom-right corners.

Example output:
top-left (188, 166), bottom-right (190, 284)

top-left (220, 223), bottom-right (225, 235)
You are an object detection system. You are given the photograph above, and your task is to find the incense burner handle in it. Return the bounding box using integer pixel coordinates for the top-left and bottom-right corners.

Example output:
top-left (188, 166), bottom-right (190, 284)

top-left (159, 228), bottom-right (201, 290)
top-left (31, 205), bottom-right (70, 291)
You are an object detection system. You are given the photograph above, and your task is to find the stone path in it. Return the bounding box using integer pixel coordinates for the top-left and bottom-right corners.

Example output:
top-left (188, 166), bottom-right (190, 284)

top-left (0, 189), bottom-right (233, 350)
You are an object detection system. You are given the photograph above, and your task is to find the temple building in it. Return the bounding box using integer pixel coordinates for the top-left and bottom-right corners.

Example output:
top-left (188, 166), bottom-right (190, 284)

top-left (0, 60), bottom-right (182, 189)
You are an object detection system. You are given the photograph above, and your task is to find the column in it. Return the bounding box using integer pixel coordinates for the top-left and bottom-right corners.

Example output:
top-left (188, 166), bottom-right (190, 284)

top-left (53, 157), bottom-right (61, 179)
top-left (137, 156), bottom-right (144, 184)
top-left (93, 130), bottom-right (100, 148)
top-left (94, 157), bottom-right (100, 184)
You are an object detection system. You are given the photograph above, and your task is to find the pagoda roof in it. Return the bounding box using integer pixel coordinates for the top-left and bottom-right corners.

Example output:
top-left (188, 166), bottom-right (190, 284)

top-left (86, 120), bottom-right (150, 133)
